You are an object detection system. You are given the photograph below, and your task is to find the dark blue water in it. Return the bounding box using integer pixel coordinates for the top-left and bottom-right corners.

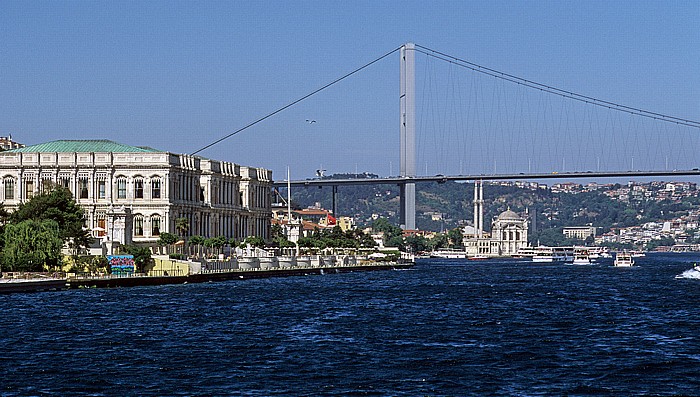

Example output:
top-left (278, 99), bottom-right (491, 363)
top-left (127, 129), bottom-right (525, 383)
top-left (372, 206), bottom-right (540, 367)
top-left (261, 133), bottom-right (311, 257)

top-left (2, 253), bottom-right (700, 396)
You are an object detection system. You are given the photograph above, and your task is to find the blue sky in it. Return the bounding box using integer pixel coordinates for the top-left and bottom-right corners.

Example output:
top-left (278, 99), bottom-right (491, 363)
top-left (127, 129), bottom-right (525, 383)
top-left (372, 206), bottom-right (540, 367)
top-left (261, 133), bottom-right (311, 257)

top-left (2, 1), bottom-right (699, 180)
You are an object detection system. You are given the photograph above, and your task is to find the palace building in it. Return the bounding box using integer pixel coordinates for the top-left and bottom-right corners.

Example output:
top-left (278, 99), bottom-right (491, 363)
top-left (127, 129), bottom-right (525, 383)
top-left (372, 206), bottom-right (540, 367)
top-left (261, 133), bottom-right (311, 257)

top-left (0, 140), bottom-right (272, 247)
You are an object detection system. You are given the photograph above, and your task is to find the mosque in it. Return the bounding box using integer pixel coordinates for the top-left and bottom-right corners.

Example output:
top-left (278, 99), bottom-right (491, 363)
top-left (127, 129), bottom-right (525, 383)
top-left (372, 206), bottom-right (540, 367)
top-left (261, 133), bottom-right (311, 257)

top-left (463, 180), bottom-right (529, 257)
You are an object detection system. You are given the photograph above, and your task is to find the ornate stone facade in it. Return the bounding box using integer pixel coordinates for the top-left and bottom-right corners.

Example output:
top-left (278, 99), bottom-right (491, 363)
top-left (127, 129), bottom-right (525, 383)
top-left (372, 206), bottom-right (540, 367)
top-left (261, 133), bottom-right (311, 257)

top-left (0, 140), bottom-right (272, 246)
top-left (464, 208), bottom-right (529, 257)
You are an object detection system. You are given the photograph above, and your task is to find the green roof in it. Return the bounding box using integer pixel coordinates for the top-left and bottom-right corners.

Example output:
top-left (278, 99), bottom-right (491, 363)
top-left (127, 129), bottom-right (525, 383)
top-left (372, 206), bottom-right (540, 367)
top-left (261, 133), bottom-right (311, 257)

top-left (7, 140), bottom-right (163, 153)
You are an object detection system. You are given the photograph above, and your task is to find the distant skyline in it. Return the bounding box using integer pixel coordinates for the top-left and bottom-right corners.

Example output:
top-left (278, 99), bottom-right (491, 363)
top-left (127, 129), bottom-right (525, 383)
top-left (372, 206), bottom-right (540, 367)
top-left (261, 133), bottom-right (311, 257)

top-left (2, 1), bottom-right (699, 181)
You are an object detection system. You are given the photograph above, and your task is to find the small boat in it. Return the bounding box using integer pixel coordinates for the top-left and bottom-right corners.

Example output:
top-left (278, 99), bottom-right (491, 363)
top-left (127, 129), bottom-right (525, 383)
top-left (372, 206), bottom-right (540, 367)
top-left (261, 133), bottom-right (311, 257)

top-left (468, 255), bottom-right (489, 260)
top-left (630, 250), bottom-right (646, 258)
top-left (614, 251), bottom-right (634, 267)
top-left (675, 263), bottom-right (700, 279)
top-left (429, 249), bottom-right (467, 259)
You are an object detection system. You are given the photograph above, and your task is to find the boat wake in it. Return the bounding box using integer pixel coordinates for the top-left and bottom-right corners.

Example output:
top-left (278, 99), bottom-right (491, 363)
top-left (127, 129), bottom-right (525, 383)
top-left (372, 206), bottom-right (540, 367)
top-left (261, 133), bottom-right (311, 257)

top-left (675, 266), bottom-right (700, 280)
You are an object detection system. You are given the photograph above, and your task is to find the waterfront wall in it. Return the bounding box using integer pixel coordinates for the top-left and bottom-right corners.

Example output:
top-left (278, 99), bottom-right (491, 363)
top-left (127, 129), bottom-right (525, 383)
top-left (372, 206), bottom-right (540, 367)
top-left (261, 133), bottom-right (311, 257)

top-left (149, 254), bottom-right (411, 277)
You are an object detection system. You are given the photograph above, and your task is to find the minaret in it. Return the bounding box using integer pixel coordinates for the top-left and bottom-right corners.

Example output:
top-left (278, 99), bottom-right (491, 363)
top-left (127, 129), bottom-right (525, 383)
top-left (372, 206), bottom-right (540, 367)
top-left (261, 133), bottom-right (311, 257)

top-left (478, 180), bottom-right (484, 238)
top-left (473, 180), bottom-right (484, 238)
top-left (474, 181), bottom-right (481, 237)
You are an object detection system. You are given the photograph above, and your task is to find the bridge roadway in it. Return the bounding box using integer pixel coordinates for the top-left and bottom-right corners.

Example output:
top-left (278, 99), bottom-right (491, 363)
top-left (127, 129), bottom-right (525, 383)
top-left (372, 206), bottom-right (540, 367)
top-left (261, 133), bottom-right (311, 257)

top-left (273, 169), bottom-right (700, 188)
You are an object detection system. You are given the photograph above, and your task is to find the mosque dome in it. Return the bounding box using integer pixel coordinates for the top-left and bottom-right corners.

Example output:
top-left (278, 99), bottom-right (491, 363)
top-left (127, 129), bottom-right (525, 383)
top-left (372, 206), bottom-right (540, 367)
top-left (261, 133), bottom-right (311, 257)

top-left (497, 208), bottom-right (521, 221)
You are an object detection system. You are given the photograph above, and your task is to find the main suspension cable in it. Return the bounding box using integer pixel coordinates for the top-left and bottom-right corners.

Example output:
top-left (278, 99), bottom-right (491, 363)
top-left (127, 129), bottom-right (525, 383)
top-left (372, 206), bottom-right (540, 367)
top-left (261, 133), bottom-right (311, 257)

top-left (191, 46), bottom-right (403, 155)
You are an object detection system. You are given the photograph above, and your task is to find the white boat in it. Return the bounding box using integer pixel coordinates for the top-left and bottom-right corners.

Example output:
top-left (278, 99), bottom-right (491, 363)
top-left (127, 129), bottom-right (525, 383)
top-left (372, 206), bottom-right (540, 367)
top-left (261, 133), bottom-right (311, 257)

top-left (675, 263), bottom-right (700, 279)
top-left (572, 248), bottom-right (592, 265)
top-left (515, 246), bottom-right (537, 258)
top-left (429, 249), bottom-right (467, 259)
top-left (630, 250), bottom-right (646, 258)
top-left (587, 246), bottom-right (612, 261)
top-left (532, 246), bottom-right (574, 263)
top-left (614, 251), bottom-right (634, 267)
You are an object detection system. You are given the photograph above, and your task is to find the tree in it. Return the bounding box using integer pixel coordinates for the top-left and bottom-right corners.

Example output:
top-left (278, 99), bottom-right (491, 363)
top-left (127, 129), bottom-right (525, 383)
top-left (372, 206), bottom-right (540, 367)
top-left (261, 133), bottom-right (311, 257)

top-left (9, 186), bottom-right (92, 253)
top-left (157, 232), bottom-right (178, 246)
top-left (2, 219), bottom-right (63, 271)
top-left (242, 235), bottom-right (265, 248)
top-left (175, 217), bottom-right (189, 239)
top-left (372, 218), bottom-right (403, 247)
top-left (122, 245), bottom-right (152, 273)
top-left (189, 235), bottom-right (205, 246)
top-left (447, 228), bottom-right (464, 248)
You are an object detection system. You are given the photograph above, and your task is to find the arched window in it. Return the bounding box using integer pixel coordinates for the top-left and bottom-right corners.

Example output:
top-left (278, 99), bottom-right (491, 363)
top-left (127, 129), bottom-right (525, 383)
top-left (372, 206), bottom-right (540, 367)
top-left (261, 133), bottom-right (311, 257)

top-left (151, 215), bottom-right (161, 236)
top-left (134, 215), bottom-right (144, 236)
top-left (151, 177), bottom-right (161, 199)
top-left (3, 177), bottom-right (15, 200)
top-left (134, 177), bottom-right (144, 199)
top-left (117, 177), bottom-right (127, 199)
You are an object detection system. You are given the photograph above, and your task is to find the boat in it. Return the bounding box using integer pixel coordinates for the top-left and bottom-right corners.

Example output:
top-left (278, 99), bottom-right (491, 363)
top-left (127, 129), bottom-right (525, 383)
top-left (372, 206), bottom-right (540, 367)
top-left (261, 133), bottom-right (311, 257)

top-left (614, 251), bottom-right (634, 267)
top-left (572, 248), bottom-right (592, 265)
top-left (515, 246), bottom-right (537, 258)
top-left (587, 246), bottom-right (612, 261)
top-left (675, 263), bottom-right (700, 279)
top-left (429, 249), bottom-right (467, 259)
top-left (532, 246), bottom-right (574, 263)
top-left (468, 255), bottom-right (489, 260)
top-left (0, 277), bottom-right (67, 294)
top-left (630, 250), bottom-right (646, 258)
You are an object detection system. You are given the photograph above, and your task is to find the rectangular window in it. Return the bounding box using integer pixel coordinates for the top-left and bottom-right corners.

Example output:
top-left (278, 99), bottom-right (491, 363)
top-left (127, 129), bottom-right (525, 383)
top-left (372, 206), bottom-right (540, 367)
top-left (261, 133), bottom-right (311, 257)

top-left (4, 179), bottom-right (14, 200)
top-left (79, 178), bottom-right (89, 199)
top-left (98, 180), bottom-right (106, 199)
top-left (134, 180), bottom-right (144, 199)
top-left (41, 178), bottom-right (52, 193)
top-left (25, 180), bottom-right (34, 199)
top-left (60, 177), bottom-right (70, 188)
top-left (117, 179), bottom-right (127, 199)
top-left (152, 179), bottom-right (161, 199)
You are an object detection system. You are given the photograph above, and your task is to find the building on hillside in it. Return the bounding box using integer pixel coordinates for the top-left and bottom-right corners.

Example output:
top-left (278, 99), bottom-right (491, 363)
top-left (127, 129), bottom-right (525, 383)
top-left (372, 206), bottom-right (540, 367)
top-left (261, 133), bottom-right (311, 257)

top-left (0, 140), bottom-right (272, 247)
top-left (562, 226), bottom-right (596, 240)
top-left (0, 135), bottom-right (25, 150)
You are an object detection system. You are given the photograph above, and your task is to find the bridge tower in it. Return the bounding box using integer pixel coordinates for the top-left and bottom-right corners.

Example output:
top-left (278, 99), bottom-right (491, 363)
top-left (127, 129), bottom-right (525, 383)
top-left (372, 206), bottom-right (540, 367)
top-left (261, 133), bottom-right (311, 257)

top-left (400, 42), bottom-right (416, 230)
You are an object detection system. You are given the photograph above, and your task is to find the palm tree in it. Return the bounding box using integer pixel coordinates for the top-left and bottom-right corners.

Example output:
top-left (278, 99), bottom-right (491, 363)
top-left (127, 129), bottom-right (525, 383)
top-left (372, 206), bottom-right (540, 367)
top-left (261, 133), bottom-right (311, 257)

top-left (175, 217), bottom-right (189, 240)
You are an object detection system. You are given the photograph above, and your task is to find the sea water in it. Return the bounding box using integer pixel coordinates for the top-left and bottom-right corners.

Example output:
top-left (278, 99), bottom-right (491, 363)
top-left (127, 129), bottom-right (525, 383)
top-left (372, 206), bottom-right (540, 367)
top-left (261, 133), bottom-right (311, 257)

top-left (2, 253), bottom-right (699, 396)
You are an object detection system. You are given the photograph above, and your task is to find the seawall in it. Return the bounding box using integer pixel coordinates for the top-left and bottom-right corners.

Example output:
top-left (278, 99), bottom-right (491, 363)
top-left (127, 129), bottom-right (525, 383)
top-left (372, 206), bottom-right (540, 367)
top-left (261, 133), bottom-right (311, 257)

top-left (67, 262), bottom-right (414, 289)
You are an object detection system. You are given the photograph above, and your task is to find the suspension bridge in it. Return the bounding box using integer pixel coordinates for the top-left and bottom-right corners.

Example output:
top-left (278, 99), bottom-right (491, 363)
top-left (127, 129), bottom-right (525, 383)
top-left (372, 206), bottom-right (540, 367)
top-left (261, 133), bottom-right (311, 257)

top-left (193, 43), bottom-right (700, 230)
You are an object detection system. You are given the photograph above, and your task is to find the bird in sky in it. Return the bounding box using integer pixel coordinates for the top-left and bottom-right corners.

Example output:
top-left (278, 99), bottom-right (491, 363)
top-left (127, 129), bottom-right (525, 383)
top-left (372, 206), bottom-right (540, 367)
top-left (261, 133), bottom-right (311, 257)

top-left (306, 119), bottom-right (316, 124)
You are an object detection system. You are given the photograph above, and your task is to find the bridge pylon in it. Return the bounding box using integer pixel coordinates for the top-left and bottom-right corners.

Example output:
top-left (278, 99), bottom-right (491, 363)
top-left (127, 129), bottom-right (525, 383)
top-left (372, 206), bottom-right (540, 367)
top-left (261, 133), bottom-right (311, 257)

top-left (400, 42), bottom-right (416, 230)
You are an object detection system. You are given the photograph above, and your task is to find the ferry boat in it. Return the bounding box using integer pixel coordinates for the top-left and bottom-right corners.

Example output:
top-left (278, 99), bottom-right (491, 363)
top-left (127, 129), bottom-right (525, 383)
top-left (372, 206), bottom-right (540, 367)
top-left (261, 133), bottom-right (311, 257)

top-left (630, 250), bottom-right (646, 258)
top-left (614, 251), bottom-right (634, 267)
top-left (515, 246), bottom-right (537, 258)
top-left (532, 246), bottom-right (574, 263)
top-left (429, 249), bottom-right (467, 259)
top-left (587, 246), bottom-right (612, 261)
top-left (572, 248), bottom-right (592, 265)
